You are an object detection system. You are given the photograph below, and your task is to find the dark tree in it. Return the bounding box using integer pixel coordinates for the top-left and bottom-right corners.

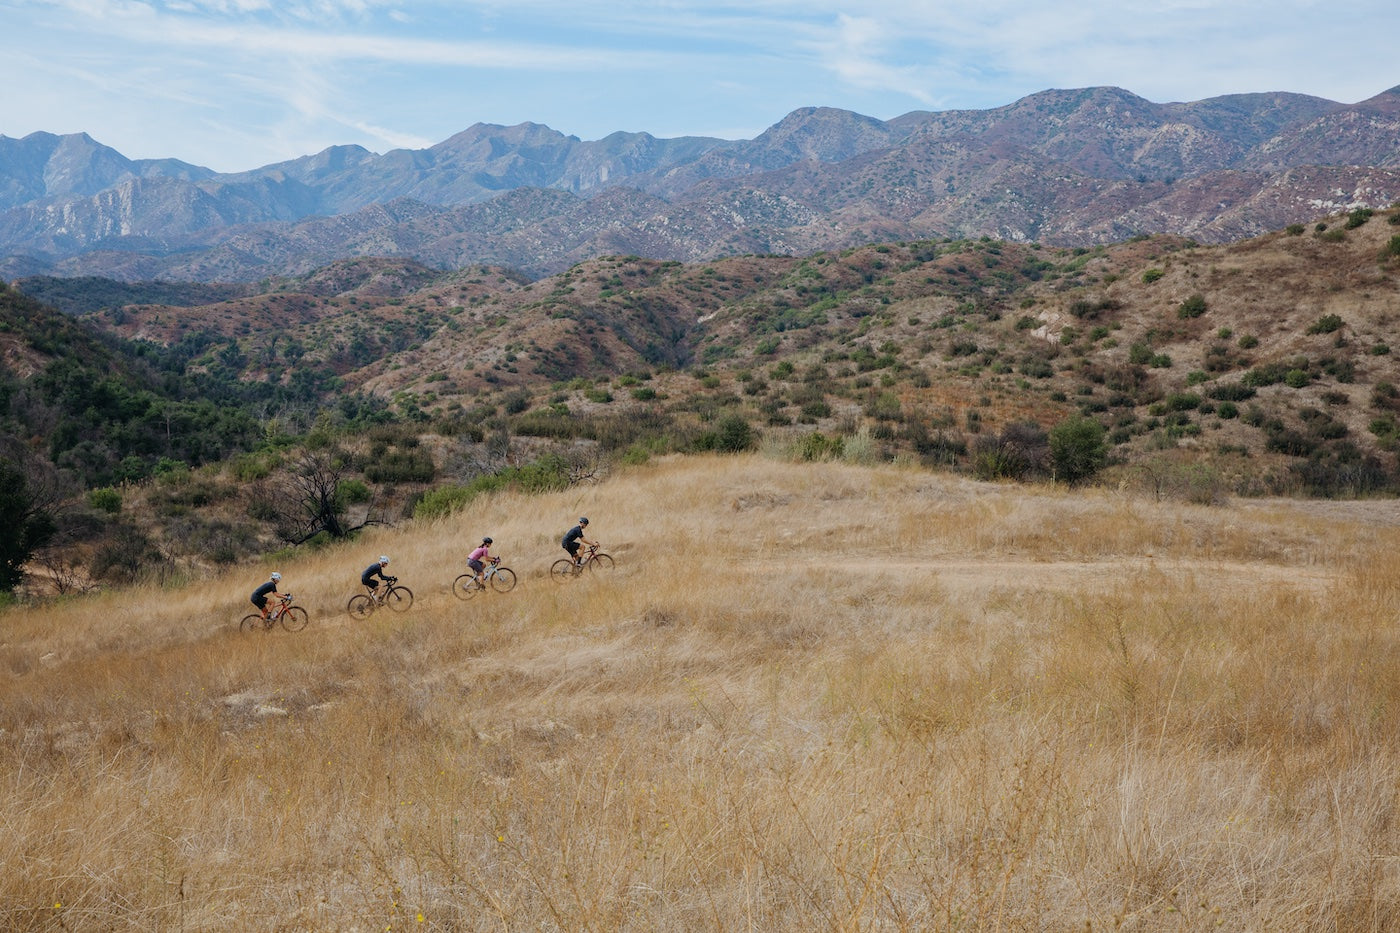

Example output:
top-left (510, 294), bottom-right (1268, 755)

top-left (0, 456), bottom-right (59, 591)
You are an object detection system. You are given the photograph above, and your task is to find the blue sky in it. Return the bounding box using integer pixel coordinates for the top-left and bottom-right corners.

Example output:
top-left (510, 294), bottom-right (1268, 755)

top-left (3, 0), bottom-right (1395, 173)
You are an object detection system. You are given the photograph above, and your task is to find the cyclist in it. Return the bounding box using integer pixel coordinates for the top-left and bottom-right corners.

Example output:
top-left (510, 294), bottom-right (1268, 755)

top-left (251, 572), bottom-right (283, 622)
top-left (361, 556), bottom-right (395, 600)
top-left (561, 517), bottom-right (597, 567)
top-left (466, 537), bottom-right (494, 585)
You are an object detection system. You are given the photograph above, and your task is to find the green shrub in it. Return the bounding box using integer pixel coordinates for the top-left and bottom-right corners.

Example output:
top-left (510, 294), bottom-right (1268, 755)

top-left (1165, 392), bottom-right (1202, 412)
top-left (1178, 294), bottom-right (1208, 319)
top-left (1385, 235), bottom-right (1400, 259)
top-left (365, 450), bottom-right (437, 484)
top-left (336, 479), bottom-right (371, 505)
top-left (798, 432), bottom-right (844, 461)
top-left (1306, 314), bottom-right (1344, 335)
top-left (1207, 382), bottom-right (1256, 402)
top-left (1142, 268), bottom-right (1165, 284)
top-left (414, 485), bottom-right (475, 520)
top-left (88, 487), bottom-right (122, 514)
top-left (1285, 224), bottom-right (1305, 236)
top-left (1344, 208), bottom-right (1374, 229)
top-left (412, 455), bottom-right (572, 521)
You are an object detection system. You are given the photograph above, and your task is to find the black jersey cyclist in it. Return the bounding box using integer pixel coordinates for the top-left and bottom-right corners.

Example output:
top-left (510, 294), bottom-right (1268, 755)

top-left (561, 518), bottom-right (598, 566)
top-left (361, 555), bottom-right (395, 595)
top-left (251, 572), bottom-right (283, 620)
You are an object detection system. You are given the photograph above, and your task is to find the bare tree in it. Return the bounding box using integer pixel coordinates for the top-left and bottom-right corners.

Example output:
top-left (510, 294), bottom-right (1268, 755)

top-left (278, 449), bottom-right (351, 543)
top-left (276, 448), bottom-right (384, 544)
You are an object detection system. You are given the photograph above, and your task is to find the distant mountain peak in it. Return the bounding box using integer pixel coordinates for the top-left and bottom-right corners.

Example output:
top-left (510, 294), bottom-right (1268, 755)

top-left (3, 85), bottom-right (1399, 282)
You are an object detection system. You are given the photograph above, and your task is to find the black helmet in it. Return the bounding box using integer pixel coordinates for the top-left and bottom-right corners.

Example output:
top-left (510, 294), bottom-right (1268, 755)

top-left (579, 517), bottom-right (589, 525)
top-left (483, 537), bottom-right (493, 545)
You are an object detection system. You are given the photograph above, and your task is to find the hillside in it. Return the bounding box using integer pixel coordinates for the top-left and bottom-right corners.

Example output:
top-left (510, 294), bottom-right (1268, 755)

top-left (4, 455), bottom-right (1400, 928)
top-left (71, 203), bottom-right (1400, 489)
top-left (4, 204), bottom-right (1400, 597)
top-left (3, 86), bottom-right (1399, 281)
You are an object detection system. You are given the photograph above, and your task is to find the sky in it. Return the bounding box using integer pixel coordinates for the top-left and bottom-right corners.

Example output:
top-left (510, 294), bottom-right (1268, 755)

top-left (2, 0), bottom-right (1396, 174)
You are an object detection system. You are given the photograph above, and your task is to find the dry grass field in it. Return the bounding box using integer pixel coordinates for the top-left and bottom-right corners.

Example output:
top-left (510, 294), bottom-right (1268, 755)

top-left (5, 453), bottom-right (1400, 930)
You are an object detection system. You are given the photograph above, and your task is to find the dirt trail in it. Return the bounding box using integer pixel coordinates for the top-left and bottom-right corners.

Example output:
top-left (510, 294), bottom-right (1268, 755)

top-left (767, 556), bottom-right (1337, 599)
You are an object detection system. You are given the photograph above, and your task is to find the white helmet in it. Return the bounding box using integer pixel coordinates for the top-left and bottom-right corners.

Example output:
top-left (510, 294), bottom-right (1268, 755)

top-left (379, 556), bottom-right (390, 564)
top-left (271, 572), bottom-right (282, 581)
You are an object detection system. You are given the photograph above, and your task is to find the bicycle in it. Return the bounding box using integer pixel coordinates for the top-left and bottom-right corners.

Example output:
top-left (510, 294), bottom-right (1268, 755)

top-left (240, 593), bottom-right (309, 633)
top-left (453, 557), bottom-right (518, 599)
top-left (550, 543), bottom-right (614, 582)
top-left (347, 578), bottom-right (415, 620)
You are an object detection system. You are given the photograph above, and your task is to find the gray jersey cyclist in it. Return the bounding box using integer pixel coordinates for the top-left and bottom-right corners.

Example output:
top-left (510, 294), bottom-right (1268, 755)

top-left (362, 556), bottom-right (395, 593)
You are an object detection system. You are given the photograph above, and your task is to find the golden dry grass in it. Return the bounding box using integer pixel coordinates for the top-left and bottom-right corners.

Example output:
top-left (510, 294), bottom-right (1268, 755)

top-left (5, 454), bottom-right (1400, 930)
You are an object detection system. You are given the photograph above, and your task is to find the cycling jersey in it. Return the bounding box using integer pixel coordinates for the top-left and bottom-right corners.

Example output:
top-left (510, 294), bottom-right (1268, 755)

top-left (251, 580), bottom-right (278, 608)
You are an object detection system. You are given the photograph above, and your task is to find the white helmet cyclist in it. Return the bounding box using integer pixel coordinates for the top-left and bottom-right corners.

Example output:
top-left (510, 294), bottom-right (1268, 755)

top-left (271, 572), bottom-right (282, 581)
top-left (379, 556), bottom-right (390, 564)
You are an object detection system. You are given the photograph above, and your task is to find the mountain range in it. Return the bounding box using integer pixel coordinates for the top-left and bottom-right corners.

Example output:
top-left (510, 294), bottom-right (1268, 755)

top-left (2, 85), bottom-right (1399, 282)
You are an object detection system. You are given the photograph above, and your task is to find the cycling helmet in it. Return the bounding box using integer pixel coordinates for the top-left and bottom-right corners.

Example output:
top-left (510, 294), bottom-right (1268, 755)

top-left (379, 555), bottom-right (390, 564)
top-left (271, 572), bottom-right (282, 581)
top-left (579, 517), bottom-right (589, 525)
top-left (482, 537), bottom-right (493, 545)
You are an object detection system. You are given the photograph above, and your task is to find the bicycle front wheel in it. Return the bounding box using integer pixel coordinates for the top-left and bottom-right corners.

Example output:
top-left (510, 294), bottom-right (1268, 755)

top-left (490, 567), bottom-right (518, 592)
top-left (240, 614), bottom-right (267, 632)
top-left (385, 585), bottom-right (414, 611)
top-left (550, 559), bottom-right (577, 583)
top-left (280, 606), bottom-right (310, 632)
top-left (586, 553), bottom-right (615, 574)
top-left (347, 594), bottom-right (375, 620)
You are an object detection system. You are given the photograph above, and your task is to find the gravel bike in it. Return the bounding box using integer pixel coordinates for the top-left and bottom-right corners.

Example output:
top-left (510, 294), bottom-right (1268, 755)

top-left (347, 578), bottom-right (415, 620)
top-left (550, 544), bottom-right (614, 582)
top-left (240, 593), bottom-right (309, 632)
top-left (453, 557), bottom-right (518, 599)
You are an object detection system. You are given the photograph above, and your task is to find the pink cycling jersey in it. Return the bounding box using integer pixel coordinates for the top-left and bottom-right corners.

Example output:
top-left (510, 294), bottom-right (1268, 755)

top-left (468, 546), bottom-right (490, 562)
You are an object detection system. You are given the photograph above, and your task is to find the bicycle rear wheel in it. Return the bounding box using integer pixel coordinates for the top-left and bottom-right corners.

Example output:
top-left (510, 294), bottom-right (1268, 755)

top-left (586, 552), bottom-right (615, 573)
top-left (490, 567), bottom-right (518, 592)
top-left (385, 585), bottom-right (414, 611)
top-left (280, 606), bottom-right (310, 632)
top-left (347, 594), bottom-right (375, 620)
top-left (452, 574), bottom-right (481, 600)
top-left (550, 559), bottom-right (577, 583)
top-left (240, 614), bottom-right (268, 632)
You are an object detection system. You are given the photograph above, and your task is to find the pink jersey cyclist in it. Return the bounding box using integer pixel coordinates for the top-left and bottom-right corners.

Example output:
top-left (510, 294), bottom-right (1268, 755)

top-left (467, 537), bottom-right (494, 582)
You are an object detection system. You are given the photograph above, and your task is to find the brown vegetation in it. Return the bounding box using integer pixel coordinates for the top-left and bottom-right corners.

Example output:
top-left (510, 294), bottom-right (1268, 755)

top-left (5, 454), bottom-right (1400, 929)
